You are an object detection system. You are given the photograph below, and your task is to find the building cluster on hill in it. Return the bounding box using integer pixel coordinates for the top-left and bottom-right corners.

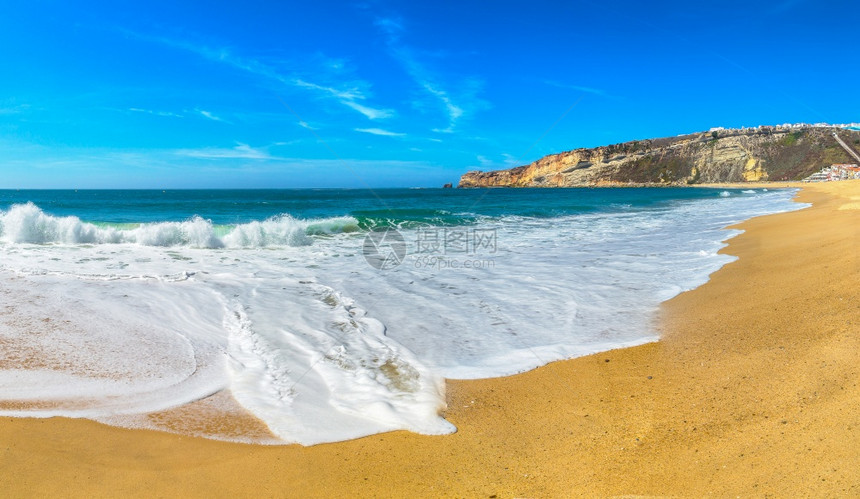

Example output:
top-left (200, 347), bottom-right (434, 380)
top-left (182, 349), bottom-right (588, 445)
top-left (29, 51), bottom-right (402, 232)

top-left (803, 164), bottom-right (860, 182)
top-left (703, 122), bottom-right (860, 136)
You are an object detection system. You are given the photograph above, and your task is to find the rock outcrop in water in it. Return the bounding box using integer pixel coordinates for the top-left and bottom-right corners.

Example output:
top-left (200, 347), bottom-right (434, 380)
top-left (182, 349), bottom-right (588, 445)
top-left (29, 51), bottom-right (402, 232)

top-left (458, 126), bottom-right (860, 187)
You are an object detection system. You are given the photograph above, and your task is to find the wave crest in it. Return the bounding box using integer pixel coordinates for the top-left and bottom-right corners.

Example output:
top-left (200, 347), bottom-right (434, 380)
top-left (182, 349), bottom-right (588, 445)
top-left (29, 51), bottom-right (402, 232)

top-left (0, 202), bottom-right (359, 248)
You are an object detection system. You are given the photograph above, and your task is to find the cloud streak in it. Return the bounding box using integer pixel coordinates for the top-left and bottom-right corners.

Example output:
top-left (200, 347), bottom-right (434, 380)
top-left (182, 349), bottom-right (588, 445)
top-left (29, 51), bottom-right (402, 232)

top-left (174, 143), bottom-right (274, 160)
top-left (196, 109), bottom-right (229, 123)
top-left (128, 107), bottom-right (184, 118)
top-left (0, 103), bottom-right (31, 115)
top-left (476, 153), bottom-right (521, 170)
top-left (129, 30), bottom-right (393, 121)
top-left (294, 79), bottom-right (393, 120)
top-left (544, 80), bottom-right (608, 96)
top-left (374, 16), bottom-right (472, 132)
top-left (297, 120), bottom-right (318, 130)
top-left (355, 127), bottom-right (406, 137)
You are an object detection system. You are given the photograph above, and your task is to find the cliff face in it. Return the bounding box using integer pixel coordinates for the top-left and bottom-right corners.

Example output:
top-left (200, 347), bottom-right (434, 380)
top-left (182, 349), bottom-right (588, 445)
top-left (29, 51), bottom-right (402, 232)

top-left (459, 127), bottom-right (858, 187)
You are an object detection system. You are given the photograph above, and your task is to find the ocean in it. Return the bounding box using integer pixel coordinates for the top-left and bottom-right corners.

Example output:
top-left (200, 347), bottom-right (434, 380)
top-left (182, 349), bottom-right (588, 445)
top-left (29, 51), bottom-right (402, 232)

top-left (0, 187), bottom-right (806, 444)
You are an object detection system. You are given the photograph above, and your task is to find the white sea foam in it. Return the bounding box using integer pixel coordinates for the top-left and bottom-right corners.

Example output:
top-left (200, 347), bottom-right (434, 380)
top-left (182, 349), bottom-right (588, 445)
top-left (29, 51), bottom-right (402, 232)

top-left (0, 202), bottom-right (358, 248)
top-left (0, 275), bottom-right (226, 416)
top-left (0, 189), bottom-right (807, 444)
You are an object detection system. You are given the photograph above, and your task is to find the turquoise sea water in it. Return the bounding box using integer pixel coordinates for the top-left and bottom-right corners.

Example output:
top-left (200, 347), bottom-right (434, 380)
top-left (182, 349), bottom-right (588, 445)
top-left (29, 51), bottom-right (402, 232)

top-left (0, 187), bottom-right (806, 444)
top-left (0, 187), bottom-right (759, 229)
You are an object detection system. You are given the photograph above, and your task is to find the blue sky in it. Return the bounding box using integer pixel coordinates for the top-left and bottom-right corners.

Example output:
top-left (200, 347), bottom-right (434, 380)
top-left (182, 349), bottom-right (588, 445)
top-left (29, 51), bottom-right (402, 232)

top-left (1, 0), bottom-right (857, 188)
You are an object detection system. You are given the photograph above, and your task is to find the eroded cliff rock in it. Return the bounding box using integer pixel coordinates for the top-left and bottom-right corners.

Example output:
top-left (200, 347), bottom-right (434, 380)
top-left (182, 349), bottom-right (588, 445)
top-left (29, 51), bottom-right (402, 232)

top-left (459, 127), bottom-right (858, 187)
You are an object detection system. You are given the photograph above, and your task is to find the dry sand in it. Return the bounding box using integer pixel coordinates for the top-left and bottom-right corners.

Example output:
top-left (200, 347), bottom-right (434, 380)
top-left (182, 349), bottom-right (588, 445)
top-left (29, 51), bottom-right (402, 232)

top-left (0, 181), bottom-right (858, 497)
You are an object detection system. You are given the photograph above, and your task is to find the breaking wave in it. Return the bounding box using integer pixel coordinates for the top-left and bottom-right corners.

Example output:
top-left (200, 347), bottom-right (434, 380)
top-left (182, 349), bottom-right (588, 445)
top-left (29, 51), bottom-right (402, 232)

top-left (0, 202), bottom-right (360, 248)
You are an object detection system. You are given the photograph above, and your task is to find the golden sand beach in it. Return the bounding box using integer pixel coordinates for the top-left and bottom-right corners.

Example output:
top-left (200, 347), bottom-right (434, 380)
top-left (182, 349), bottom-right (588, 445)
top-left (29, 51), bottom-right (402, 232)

top-left (0, 181), bottom-right (857, 497)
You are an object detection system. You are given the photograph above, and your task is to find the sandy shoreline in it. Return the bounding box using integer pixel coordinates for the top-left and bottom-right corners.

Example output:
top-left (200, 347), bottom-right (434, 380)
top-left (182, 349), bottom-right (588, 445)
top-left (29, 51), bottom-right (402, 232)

top-left (1, 181), bottom-right (858, 496)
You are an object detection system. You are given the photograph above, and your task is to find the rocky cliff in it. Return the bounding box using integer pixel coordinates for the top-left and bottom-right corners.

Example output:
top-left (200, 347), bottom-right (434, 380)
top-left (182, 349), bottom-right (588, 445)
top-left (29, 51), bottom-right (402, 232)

top-left (459, 126), bottom-right (859, 187)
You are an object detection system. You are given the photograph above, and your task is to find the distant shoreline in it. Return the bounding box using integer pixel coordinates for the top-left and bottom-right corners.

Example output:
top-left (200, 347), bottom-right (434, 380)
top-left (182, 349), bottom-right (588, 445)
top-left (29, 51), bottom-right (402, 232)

top-left (456, 181), bottom-right (805, 189)
top-left (458, 126), bottom-right (860, 188)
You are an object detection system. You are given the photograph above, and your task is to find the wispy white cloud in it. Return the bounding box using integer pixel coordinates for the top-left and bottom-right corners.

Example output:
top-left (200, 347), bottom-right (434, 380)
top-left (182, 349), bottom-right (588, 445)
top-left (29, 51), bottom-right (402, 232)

top-left (292, 79), bottom-right (363, 103)
top-left (375, 17), bottom-right (405, 41)
top-left (293, 79), bottom-right (394, 119)
top-left (476, 153), bottom-right (521, 170)
top-left (501, 153), bottom-right (520, 166)
top-left (297, 120), bottom-right (319, 130)
top-left (0, 103), bottom-right (31, 115)
top-left (128, 30), bottom-right (394, 121)
top-left (421, 80), bottom-right (463, 133)
top-left (174, 143), bottom-right (273, 160)
top-left (374, 16), bottom-right (479, 132)
top-left (129, 107), bottom-right (184, 118)
top-left (342, 101), bottom-right (394, 120)
top-left (355, 127), bottom-right (406, 137)
top-left (195, 109), bottom-right (229, 123)
top-left (544, 80), bottom-right (607, 96)
top-left (476, 155), bottom-right (494, 167)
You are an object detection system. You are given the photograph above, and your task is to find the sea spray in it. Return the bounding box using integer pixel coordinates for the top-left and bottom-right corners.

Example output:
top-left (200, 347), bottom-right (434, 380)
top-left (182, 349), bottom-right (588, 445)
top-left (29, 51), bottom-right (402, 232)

top-left (0, 202), bottom-right (359, 248)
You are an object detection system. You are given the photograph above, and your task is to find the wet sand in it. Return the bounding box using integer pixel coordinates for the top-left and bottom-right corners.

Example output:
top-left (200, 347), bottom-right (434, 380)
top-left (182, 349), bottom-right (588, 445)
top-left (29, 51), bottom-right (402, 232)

top-left (0, 181), bottom-right (858, 497)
